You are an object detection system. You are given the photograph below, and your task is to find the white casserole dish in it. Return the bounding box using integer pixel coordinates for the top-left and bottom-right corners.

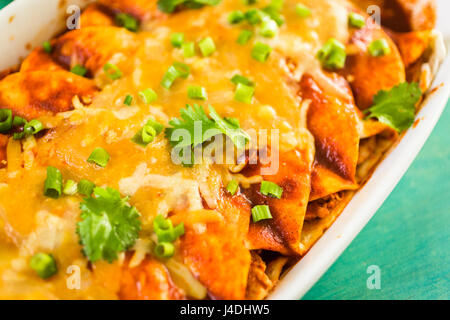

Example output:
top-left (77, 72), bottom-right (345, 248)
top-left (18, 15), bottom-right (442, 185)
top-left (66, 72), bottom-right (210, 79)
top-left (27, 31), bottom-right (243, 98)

top-left (0, 0), bottom-right (449, 300)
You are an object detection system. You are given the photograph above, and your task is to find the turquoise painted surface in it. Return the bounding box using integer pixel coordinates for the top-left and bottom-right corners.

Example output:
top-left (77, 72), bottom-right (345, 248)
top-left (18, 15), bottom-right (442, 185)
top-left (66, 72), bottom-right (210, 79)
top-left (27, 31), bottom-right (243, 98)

top-left (1, 0), bottom-right (448, 300)
top-left (0, 0), bottom-right (12, 10)
top-left (304, 100), bottom-right (450, 300)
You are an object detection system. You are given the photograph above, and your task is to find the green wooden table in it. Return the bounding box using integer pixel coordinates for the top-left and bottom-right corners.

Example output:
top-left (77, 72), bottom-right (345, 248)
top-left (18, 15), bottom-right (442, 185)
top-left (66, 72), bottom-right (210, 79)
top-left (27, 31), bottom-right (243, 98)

top-left (304, 99), bottom-right (450, 300)
top-left (1, 0), bottom-right (448, 300)
top-left (0, 0), bottom-right (11, 10)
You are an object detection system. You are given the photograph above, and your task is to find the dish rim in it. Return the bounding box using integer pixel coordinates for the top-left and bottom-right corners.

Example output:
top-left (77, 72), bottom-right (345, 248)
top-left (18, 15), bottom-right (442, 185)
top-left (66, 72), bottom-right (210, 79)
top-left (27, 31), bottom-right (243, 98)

top-left (0, 0), bottom-right (449, 300)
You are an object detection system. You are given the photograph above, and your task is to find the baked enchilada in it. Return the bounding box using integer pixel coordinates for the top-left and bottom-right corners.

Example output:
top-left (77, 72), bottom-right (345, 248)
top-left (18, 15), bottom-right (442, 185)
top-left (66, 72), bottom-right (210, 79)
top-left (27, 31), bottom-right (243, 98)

top-left (0, 0), bottom-right (443, 299)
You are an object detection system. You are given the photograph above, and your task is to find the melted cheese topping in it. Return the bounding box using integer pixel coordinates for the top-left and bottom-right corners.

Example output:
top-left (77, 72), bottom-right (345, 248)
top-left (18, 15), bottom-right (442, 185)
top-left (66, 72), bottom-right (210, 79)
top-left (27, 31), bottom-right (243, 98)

top-left (0, 0), bottom-right (352, 299)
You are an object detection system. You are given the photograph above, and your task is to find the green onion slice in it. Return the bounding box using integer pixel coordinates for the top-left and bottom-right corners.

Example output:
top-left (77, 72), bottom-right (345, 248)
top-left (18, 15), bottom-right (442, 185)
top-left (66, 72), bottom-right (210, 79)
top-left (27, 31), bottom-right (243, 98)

top-left (87, 147), bottom-right (110, 168)
top-left (153, 214), bottom-right (173, 230)
top-left (138, 88), bottom-right (158, 104)
top-left (103, 63), bottom-right (123, 80)
top-left (170, 32), bottom-right (185, 48)
top-left (124, 94), bottom-right (133, 106)
top-left (317, 38), bottom-right (347, 70)
top-left (234, 83), bottom-right (255, 104)
top-left (115, 13), bottom-right (139, 32)
top-left (161, 62), bottom-right (190, 89)
top-left (13, 132), bottom-right (25, 140)
top-left (251, 42), bottom-right (272, 62)
top-left (226, 180), bottom-right (239, 195)
top-left (368, 39), bottom-right (391, 57)
top-left (132, 118), bottom-right (164, 147)
top-left (12, 116), bottom-right (26, 127)
top-left (24, 119), bottom-right (43, 135)
top-left (0, 109), bottom-right (12, 133)
top-left (348, 12), bottom-right (365, 28)
top-left (70, 64), bottom-right (87, 77)
top-left (198, 37), bottom-right (216, 57)
top-left (63, 180), bottom-right (78, 196)
top-left (231, 74), bottom-right (255, 87)
top-left (29, 253), bottom-right (57, 279)
top-left (237, 30), bottom-right (253, 45)
top-left (295, 4), bottom-right (311, 18)
top-left (260, 181), bottom-right (283, 199)
top-left (43, 41), bottom-right (52, 53)
top-left (182, 42), bottom-right (196, 58)
top-left (44, 166), bottom-right (63, 199)
top-left (228, 10), bottom-right (245, 24)
top-left (78, 179), bottom-right (95, 196)
top-left (259, 18), bottom-right (278, 38)
top-left (244, 9), bottom-right (265, 25)
top-left (154, 242), bottom-right (175, 258)
top-left (251, 205), bottom-right (273, 222)
top-left (187, 86), bottom-right (208, 100)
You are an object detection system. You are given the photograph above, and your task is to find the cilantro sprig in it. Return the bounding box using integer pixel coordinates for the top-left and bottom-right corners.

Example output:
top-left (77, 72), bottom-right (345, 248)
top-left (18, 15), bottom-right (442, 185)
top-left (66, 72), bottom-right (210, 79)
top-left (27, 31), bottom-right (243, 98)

top-left (77, 187), bottom-right (141, 263)
top-left (165, 104), bottom-right (250, 150)
top-left (157, 0), bottom-right (221, 14)
top-left (365, 82), bottom-right (422, 132)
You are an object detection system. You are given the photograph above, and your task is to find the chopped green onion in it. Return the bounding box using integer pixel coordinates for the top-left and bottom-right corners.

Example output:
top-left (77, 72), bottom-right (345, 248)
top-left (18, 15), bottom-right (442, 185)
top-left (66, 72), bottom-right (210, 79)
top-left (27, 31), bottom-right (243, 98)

top-left (269, 0), bottom-right (284, 11)
top-left (154, 242), bottom-right (175, 258)
top-left (234, 83), bottom-right (255, 104)
top-left (44, 166), bottom-right (63, 199)
top-left (368, 39), bottom-right (391, 57)
top-left (138, 88), bottom-right (158, 104)
top-left (226, 180), bottom-right (239, 195)
top-left (103, 63), bottom-right (123, 80)
top-left (12, 116), bottom-right (26, 127)
top-left (161, 66), bottom-right (179, 89)
top-left (251, 42), bottom-right (272, 62)
top-left (78, 179), bottom-right (95, 196)
top-left (237, 30), bottom-right (253, 45)
top-left (260, 181), bottom-right (283, 199)
top-left (348, 12), bottom-right (365, 28)
top-left (228, 10), bottom-right (245, 24)
top-left (153, 215), bottom-right (185, 243)
top-left (261, 6), bottom-right (285, 26)
top-left (295, 4), bottom-right (311, 18)
top-left (173, 223), bottom-right (185, 238)
top-left (161, 62), bottom-right (190, 89)
top-left (182, 41), bottom-right (196, 58)
top-left (87, 147), bottom-right (110, 168)
top-left (63, 180), bottom-right (78, 195)
top-left (29, 253), bottom-right (57, 279)
top-left (0, 109), bottom-right (12, 133)
top-left (231, 74), bottom-right (255, 87)
top-left (251, 205), bottom-right (273, 222)
top-left (115, 13), bottom-right (139, 32)
top-left (13, 132), bottom-right (25, 140)
top-left (198, 37), bottom-right (216, 57)
top-left (24, 119), bottom-right (43, 135)
top-left (244, 9), bottom-right (264, 25)
top-left (187, 86), bottom-right (207, 100)
top-left (124, 94), bottom-right (133, 106)
top-left (259, 18), bottom-right (278, 38)
top-left (132, 118), bottom-right (164, 147)
top-left (43, 41), bottom-right (52, 53)
top-left (70, 64), bottom-right (87, 77)
top-left (317, 38), bottom-right (347, 70)
top-left (242, 0), bottom-right (258, 4)
top-left (154, 214), bottom-right (172, 230)
top-left (170, 32), bottom-right (185, 48)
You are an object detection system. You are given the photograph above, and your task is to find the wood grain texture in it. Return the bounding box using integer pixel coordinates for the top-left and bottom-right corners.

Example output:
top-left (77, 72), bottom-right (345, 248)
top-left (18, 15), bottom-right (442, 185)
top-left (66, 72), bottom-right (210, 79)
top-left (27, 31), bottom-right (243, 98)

top-left (304, 99), bottom-right (450, 300)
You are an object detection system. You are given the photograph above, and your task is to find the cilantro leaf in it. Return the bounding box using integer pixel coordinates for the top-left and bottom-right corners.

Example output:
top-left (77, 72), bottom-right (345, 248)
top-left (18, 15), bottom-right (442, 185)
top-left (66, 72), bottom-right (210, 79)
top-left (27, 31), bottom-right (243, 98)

top-left (165, 104), bottom-right (250, 150)
top-left (365, 82), bottom-right (422, 132)
top-left (77, 187), bottom-right (141, 263)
